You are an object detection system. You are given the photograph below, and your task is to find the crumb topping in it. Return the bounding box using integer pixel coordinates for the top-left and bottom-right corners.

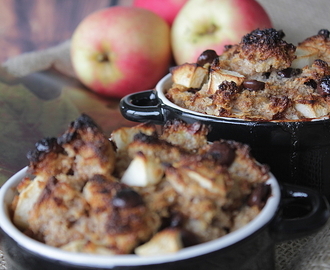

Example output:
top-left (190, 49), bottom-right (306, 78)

top-left (166, 28), bottom-right (330, 121)
top-left (12, 115), bottom-right (271, 255)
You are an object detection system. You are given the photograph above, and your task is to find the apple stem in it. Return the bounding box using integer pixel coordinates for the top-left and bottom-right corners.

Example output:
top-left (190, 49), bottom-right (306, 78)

top-left (198, 23), bottom-right (218, 36)
top-left (97, 53), bottom-right (109, 63)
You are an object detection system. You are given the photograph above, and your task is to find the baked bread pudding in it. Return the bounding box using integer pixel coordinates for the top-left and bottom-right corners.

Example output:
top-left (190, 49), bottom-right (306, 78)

top-left (11, 114), bottom-right (271, 255)
top-left (166, 28), bottom-right (330, 121)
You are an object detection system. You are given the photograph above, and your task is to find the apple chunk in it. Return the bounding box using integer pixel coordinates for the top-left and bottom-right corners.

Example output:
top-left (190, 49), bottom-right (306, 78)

top-left (121, 152), bottom-right (164, 187)
top-left (207, 69), bottom-right (245, 94)
top-left (135, 228), bottom-right (184, 255)
top-left (170, 63), bottom-right (208, 89)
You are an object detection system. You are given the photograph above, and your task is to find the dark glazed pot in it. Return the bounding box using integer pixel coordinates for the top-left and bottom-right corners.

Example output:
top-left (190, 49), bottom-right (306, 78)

top-left (120, 74), bottom-right (330, 200)
top-left (0, 167), bottom-right (329, 270)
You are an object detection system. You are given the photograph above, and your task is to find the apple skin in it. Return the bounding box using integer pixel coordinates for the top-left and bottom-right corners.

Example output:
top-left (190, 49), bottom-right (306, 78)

top-left (71, 6), bottom-right (171, 98)
top-left (171, 0), bottom-right (273, 65)
top-left (132, 0), bottom-right (188, 26)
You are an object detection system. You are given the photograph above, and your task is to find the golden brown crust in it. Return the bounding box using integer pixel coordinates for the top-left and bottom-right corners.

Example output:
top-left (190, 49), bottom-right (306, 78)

top-left (12, 115), bottom-right (271, 255)
top-left (219, 29), bottom-right (296, 75)
top-left (159, 119), bottom-right (209, 151)
top-left (58, 114), bottom-right (116, 182)
top-left (82, 175), bottom-right (160, 254)
top-left (28, 176), bottom-right (89, 247)
top-left (298, 29), bottom-right (330, 63)
top-left (166, 28), bottom-right (330, 121)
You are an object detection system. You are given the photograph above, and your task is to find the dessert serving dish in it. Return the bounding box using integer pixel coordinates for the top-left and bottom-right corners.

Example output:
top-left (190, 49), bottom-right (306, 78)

top-left (120, 74), bottom-right (330, 199)
top-left (0, 114), bottom-right (329, 270)
top-left (120, 28), bottom-right (330, 199)
top-left (0, 158), bottom-right (329, 270)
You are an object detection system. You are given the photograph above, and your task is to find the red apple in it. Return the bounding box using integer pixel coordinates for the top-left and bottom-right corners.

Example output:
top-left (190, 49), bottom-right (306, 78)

top-left (70, 6), bottom-right (171, 98)
top-left (132, 0), bottom-right (188, 26)
top-left (171, 0), bottom-right (273, 65)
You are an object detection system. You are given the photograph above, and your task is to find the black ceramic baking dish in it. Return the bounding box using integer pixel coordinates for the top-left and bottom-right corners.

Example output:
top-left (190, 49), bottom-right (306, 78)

top-left (120, 74), bottom-right (330, 199)
top-left (0, 167), bottom-right (328, 270)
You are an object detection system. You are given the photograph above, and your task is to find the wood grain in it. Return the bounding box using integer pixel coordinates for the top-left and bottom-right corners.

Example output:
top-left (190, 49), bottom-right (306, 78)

top-left (0, 0), bottom-right (135, 63)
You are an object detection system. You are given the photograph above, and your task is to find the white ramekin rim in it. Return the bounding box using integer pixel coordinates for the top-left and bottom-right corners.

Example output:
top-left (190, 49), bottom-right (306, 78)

top-left (156, 73), bottom-right (330, 123)
top-left (0, 167), bottom-right (280, 267)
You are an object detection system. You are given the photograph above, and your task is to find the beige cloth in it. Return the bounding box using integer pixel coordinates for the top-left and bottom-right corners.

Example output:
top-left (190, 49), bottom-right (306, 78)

top-left (2, 39), bottom-right (75, 79)
top-left (1, 0), bottom-right (330, 269)
top-left (0, 252), bottom-right (5, 270)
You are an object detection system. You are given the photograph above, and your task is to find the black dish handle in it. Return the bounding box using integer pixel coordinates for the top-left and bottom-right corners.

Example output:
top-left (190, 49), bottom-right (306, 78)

top-left (119, 90), bottom-right (164, 124)
top-left (272, 183), bottom-right (329, 242)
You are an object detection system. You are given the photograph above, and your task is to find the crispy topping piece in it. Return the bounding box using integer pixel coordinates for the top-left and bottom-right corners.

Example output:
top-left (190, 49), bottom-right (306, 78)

top-left (160, 119), bottom-right (209, 151)
top-left (111, 122), bottom-right (157, 152)
top-left (12, 115), bottom-right (271, 255)
top-left (242, 28), bottom-right (286, 48)
top-left (201, 141), bottom-right (236, 166)
top-left (27, 138), bottom-right (64, 164)
top-left (166, 28), bottom-right (330, 120)
top-left (238, 28), bottom-right (296, 73)
top-left (170, 63), bottom-right (208, 89)
top-left (218, 80), bottom-right (240, 93)
top-left (57, 113), bottom-right (100, 144)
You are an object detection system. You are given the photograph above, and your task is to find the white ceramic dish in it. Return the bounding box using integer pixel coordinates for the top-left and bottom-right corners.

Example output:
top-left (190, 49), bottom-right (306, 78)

top-left (120, 74), bottom-right (330, 199)
top-left (0, 166), bottom-right (328, 270)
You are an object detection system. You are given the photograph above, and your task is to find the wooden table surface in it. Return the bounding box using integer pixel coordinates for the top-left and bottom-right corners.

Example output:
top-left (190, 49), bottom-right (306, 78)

top-left (0, 4), bottom-right (138, 268)
top-left (0, 0), bottom-right (133, 63)
top-left (1, 1), bottom-right (330, 270)
top-left (0, 0), bottom-right (136, 185)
